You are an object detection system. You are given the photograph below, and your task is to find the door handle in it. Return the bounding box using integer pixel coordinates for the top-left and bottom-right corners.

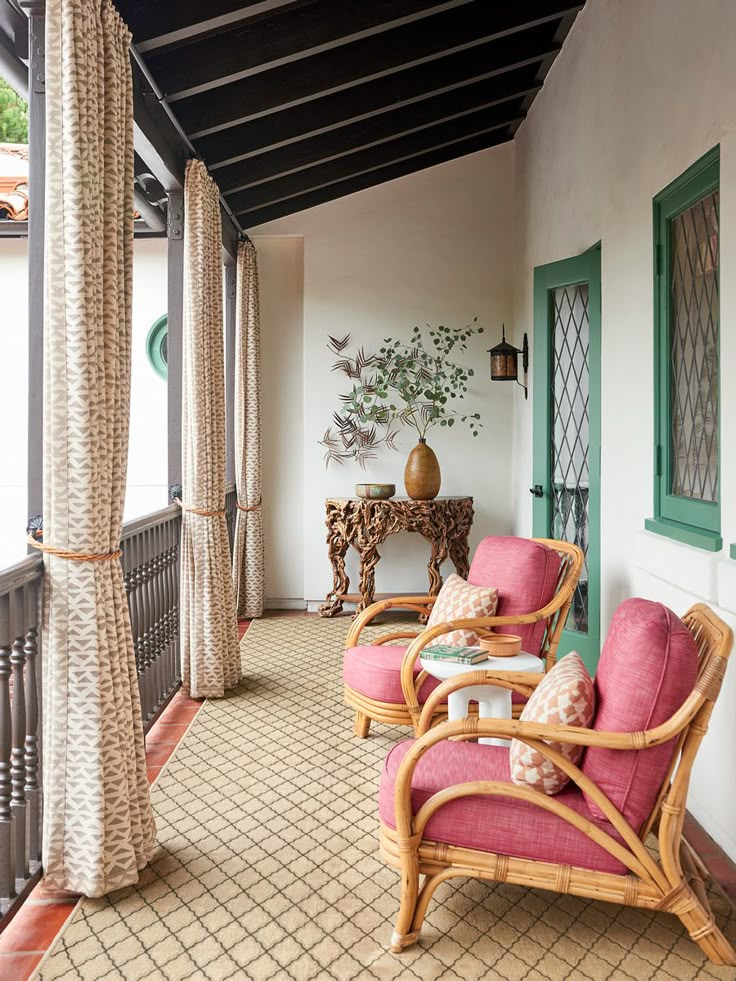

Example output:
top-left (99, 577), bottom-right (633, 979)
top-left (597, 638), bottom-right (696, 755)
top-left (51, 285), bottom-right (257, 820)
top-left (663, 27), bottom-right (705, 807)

top-left (530, 485), bottom-right (544, 498)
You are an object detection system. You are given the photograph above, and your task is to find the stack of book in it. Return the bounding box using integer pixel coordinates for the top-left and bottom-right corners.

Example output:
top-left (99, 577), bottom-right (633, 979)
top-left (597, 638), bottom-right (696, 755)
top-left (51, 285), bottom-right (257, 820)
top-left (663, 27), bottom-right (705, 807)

top-left (421, 644), bottom-right (489, 665)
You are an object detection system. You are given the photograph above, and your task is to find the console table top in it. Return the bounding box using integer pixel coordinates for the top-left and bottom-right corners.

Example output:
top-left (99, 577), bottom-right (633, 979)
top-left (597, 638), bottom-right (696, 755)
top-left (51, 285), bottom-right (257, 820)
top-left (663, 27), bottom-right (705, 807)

top-left (325, 496), bottom-right (473, 503)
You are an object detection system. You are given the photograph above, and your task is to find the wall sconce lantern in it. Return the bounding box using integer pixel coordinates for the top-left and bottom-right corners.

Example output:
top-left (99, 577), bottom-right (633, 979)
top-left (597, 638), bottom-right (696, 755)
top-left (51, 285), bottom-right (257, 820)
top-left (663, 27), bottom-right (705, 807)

top-left (488, 325), bottom-right (529, 399)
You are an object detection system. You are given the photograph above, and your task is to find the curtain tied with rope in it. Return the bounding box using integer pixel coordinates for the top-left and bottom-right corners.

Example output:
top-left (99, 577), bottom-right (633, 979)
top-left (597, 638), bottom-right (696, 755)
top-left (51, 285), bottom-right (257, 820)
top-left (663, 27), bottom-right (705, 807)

top-left (232, 240), bottom-right (265, 618)
top-left (42, 0), bottom-right (155, 895)
top-left (180, 160), bottom-right (240, 698)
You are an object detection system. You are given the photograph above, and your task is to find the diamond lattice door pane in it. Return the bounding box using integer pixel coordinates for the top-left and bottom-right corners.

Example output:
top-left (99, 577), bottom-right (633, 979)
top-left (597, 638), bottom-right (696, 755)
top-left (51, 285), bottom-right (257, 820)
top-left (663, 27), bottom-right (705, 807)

top-left (551, 284), bottom-right (589, 633)
top-left (670, 191), bottom-right (719, 502)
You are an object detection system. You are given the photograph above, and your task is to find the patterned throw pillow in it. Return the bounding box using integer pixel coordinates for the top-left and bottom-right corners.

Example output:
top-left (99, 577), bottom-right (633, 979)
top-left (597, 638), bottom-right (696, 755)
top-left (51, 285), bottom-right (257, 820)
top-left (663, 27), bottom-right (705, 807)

top-left (509, 652), bottom-right (595, 795)
top-left (425, 574), bottom-right (498, 646)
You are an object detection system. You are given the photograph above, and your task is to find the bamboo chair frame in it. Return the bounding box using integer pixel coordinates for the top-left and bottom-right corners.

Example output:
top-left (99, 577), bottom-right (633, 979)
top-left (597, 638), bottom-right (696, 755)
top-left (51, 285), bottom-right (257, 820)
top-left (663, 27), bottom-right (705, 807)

top-left (380, 603), bottom-right (735, 966)
top-left (344, 539), bottom-right (584, 738)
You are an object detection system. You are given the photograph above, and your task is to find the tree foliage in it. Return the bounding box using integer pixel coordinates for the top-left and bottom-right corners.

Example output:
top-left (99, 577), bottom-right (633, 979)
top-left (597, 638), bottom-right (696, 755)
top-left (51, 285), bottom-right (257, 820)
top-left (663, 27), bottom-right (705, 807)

top-left (0, 79), bottom-right (28, 144)
top-left (320, 321), bottom-right (484, 468)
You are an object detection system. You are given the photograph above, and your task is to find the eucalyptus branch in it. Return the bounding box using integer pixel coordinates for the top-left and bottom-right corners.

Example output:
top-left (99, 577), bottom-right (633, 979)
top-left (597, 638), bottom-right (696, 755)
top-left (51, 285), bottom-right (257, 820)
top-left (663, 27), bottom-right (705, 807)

top-left (320, 320), bottom-right (484, 466)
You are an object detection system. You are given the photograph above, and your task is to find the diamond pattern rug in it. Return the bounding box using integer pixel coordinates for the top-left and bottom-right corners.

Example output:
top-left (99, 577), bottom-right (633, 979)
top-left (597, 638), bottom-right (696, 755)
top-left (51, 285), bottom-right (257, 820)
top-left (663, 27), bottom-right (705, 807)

top-left (36, 614), bottom-right (736, 980)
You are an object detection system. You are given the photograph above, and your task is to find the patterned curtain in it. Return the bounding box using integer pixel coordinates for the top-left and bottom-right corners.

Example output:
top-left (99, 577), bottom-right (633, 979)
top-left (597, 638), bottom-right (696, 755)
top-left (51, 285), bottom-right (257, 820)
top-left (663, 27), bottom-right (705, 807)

top-left (42, 0), bottom-right (155, 895)
top-left (180, 160), bottom-right (240, 697)
top-left (232, 240), bottom-right (265, 618)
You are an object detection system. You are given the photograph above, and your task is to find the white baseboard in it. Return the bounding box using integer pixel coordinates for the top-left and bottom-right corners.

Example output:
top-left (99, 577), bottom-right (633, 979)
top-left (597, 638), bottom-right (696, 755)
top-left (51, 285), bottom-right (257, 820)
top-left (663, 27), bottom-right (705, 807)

top-left (265, 598), bottom-right (308, 611)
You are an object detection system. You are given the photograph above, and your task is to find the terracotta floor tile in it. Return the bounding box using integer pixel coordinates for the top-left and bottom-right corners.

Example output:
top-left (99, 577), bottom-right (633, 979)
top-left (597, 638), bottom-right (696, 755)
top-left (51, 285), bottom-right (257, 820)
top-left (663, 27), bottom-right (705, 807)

top-left (0, 903), bottom-right (75, 954)
top-left (0, 952), bottom-right (42, 980)
top-left (145, 745), bottom-right (173, 767)
top-left (157, 703), bottom-right (201, 725)
top-left (146, 723), bottom-right (189, 746)
top-left (147, 765), bottom-right (162, 784)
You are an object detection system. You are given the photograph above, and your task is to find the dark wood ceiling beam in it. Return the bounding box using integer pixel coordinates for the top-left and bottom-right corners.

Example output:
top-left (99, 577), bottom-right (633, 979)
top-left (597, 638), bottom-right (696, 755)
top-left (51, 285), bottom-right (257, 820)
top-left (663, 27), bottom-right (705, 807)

top-left (226, 111), bottom-right (522, 215)
top-left (147, 0), bottom-right (466, 97)
top-left (136, 0), bottom-right (301, 53)
top-left (238, 128), bottom-right (512, 227)
top-left (218, 82), bottom-right (531, 196)
top-left (197, 33), bottom-right (553, 167)
top-left (176, 0), bottom-right (582, 136)
top-left (115, 0), bottom-right (287, 46)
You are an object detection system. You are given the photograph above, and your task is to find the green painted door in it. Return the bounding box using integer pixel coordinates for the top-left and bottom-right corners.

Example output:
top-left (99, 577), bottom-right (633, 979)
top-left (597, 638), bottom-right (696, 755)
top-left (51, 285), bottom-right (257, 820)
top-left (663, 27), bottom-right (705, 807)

top-left (532, 249), bottom-right (601, 672)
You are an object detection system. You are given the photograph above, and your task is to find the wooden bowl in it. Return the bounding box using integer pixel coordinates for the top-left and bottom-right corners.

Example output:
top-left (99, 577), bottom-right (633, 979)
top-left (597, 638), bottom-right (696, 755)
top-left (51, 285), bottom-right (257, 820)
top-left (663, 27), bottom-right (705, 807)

top-left (478, 632), bottom-right (522, 658)
top-left (355, 483), bottom-right (396, 500)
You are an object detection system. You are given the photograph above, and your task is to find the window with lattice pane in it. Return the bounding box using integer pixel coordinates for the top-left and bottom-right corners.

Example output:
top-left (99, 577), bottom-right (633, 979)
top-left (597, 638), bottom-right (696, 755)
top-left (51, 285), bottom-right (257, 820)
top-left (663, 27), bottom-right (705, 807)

top-left (646, 147), bottom-right (721, 551)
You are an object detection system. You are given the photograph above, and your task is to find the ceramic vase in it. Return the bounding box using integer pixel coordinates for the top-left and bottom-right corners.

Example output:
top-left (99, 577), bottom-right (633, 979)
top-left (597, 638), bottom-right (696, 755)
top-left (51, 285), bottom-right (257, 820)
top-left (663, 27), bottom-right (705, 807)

top-left (404, 438), bottom-right (441, 500)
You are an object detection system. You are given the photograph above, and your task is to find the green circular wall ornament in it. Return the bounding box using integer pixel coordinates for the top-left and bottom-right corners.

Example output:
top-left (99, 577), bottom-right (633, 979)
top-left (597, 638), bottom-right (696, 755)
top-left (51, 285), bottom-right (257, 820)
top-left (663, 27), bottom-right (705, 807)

top-left (146, 314), bottom-right (168, 380)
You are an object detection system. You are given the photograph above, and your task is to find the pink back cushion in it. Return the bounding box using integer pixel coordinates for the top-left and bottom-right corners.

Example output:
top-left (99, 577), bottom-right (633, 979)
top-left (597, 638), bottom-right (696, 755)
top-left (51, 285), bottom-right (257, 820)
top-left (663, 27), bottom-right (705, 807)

top-left (467, 537), bottom-right (562, 656)
top-left (582, 598), bottom-right (698, 828)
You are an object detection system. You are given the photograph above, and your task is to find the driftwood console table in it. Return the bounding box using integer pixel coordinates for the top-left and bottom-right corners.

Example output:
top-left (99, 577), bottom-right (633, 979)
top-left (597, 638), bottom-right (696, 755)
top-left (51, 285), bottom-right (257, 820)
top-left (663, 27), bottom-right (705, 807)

top-left (318, 496), bottom-right (474, 617)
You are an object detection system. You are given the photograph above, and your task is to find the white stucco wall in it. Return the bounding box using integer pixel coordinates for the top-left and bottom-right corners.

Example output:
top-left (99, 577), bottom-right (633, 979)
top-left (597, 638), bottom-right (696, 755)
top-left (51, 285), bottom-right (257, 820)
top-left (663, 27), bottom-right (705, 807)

top-left (0, 237), bottom-right (29, 570)
top-left (511, 0), bottom-right (736, 858)
top-left (254, 235), bottom-right (305, 606)
top-left (126, 237), bottom-right (168, 519)
top-left (250, 144), bottom-right (518, 608)
top-left (0, 235), bottom-right (168, 572)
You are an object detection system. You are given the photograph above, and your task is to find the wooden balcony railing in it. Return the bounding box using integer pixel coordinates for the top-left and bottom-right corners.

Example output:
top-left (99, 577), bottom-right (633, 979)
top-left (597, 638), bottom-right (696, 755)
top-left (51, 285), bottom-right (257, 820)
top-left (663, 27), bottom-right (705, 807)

top-left (0, 554), bottom-right (43, 916)
top-left (121, 504), bottom-right (183, 729)
top-left (0, 493), bottom-right (212, 917)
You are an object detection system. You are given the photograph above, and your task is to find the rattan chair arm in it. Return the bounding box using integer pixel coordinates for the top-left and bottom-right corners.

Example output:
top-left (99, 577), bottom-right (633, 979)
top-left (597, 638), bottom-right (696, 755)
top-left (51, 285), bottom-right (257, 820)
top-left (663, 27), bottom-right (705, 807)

top-left (415, 694), bottom-right (703, 755)
top-left (345, 595), bottom-right (437, 647)
top-left (399, 613), bottom-right (553, 716)
top-left (417, 671), bottom-right (545, 734)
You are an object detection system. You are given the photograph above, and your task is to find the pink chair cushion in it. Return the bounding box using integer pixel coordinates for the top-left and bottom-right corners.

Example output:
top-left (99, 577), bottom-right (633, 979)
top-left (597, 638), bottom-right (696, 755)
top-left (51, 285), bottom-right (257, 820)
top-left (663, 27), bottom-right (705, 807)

top-left (581, 598), bottom-right (698, 828)
top-left (380, 739), bottom-right (627, 874)
top-left (467, 537), bottom-right (562, 656)
top-left (343, 645), bottom-right (442, 704)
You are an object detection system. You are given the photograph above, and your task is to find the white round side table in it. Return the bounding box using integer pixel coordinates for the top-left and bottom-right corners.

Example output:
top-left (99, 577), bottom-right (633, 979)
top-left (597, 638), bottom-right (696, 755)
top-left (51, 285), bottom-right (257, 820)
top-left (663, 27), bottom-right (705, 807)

top-left (420, 651), bottom-right (543, 747)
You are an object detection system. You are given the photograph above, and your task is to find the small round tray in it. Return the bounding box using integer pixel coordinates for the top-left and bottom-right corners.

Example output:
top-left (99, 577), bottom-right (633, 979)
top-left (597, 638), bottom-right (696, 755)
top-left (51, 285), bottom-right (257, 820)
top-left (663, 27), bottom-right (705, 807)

top-left (478, 632), bottom-right (522, 658)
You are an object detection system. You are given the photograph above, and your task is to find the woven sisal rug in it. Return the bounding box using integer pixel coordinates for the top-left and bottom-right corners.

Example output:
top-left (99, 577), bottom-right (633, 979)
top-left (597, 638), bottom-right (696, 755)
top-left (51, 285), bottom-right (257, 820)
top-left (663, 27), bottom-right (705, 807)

top-left (37, 614), bottom-right (736, 980)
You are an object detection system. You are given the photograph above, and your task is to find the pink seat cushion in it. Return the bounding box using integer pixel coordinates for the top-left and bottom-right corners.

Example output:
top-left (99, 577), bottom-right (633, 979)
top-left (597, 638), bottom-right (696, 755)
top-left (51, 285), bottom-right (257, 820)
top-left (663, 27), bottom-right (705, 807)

top-left (343, 645), bottom-right (442, 704)
top-left (380, 739), bottom-right (627, 874)
top-left (468, 537), bottom-right (562, 656)
top-left (582, 598), bottom-right (698, 828)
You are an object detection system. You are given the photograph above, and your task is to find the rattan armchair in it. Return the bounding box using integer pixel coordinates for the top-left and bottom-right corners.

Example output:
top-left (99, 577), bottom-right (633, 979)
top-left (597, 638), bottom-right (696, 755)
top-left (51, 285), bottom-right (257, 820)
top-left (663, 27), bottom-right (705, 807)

top-left (379, 603), bottom-right (735, 966)
top-left (344, 537), bottom-right (583, 737)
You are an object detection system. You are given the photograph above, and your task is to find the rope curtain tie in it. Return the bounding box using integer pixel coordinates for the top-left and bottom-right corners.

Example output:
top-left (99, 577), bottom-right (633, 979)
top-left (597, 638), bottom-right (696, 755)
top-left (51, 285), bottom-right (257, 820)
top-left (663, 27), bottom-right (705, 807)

top-left (175, 498), bottom-right (226, 517)
top-left (236, 498), bottom-right (262, 513)
top-left (27, 536), bottom-right (122, 562)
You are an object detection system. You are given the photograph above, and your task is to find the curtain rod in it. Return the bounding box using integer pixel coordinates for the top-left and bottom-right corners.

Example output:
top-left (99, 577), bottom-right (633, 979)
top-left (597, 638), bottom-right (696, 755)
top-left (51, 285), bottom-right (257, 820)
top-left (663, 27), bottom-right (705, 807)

top-left (130, 43), bottom-right (244, 239)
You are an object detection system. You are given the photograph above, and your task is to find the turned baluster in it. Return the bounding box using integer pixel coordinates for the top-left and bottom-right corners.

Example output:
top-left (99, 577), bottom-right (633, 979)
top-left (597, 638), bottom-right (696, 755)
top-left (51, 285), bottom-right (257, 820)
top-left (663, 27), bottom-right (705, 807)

top-left (10, 590), bottom-right (27, 882)
top-left (0, 596), bottom-right (14, 899)
top-left (172, 519), bottom-right (181, 683)
top-left (23, 579), bottom-right (40, 868)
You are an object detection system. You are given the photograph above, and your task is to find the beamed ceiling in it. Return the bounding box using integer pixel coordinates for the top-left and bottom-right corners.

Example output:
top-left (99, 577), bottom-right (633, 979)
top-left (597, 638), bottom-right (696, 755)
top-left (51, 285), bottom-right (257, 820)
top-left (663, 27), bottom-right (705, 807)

top-left (117, 0), bottom-right (586, 231)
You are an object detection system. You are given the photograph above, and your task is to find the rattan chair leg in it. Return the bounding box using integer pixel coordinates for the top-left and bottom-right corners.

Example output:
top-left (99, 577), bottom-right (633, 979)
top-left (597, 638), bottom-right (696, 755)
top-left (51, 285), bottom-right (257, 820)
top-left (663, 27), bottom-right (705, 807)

top-left (391, 853), bottom-right (421, 953)
top-left (674, 887), bottom-right (736, 966)
top-left (353, 710), bottom-right (371, 738)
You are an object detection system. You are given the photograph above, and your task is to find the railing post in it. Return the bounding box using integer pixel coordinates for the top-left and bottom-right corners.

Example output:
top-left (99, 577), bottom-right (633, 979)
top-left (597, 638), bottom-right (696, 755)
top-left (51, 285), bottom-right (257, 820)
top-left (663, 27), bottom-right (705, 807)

top-left (0, 596), bottom-right (14, 902)
top-left (23, 580), bottom-right (40, 868)
top-left (22, 0), bottom-right (46, 527)
top-left (167, 191), bottom-right (184, 494)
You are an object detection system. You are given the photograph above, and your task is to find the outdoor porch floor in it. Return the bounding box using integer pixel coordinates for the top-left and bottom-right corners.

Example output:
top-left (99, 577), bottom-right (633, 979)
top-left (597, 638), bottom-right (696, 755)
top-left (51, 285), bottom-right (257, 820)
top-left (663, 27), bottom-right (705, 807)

top-left (2, 612), bottom-right (736, 980)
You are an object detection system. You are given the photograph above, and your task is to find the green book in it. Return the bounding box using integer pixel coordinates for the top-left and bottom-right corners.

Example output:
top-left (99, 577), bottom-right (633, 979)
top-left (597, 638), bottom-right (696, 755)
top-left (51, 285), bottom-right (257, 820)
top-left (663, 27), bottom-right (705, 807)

top-left (421, 645), bottom-right (489, 665)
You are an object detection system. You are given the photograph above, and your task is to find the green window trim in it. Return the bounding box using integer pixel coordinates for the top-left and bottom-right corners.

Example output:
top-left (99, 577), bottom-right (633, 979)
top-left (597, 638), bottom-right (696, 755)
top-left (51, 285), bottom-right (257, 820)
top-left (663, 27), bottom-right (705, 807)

top-left (146, 314), bottom-right (168, 380)
top-left (648, 146), bottom-right (721, 552)
top-left (730, 544), bottom-right (736, 561)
